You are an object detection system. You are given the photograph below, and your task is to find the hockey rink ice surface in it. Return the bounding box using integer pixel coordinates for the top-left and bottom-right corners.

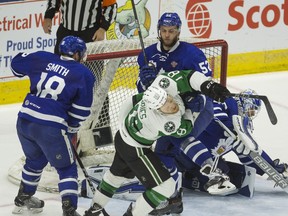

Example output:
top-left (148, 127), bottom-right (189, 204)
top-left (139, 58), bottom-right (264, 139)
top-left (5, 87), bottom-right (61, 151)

top-left (0, 71), bottom-right (288, 216)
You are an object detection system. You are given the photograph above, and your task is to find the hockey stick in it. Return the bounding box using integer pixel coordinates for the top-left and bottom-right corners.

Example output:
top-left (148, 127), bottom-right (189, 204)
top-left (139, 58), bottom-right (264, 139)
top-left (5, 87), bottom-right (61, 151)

top-left (249, 151), bottom-right (288, 192)
top-left (229, 93), bottom-right (277, 125)
top-left (131, 0), bottom-right (148, 64)
top-left (71, 144), bottom-right (96, 194)
top-left (216, 116), bottom-right (288, 193)
top-left (210, 117), bottom-right (235, 172)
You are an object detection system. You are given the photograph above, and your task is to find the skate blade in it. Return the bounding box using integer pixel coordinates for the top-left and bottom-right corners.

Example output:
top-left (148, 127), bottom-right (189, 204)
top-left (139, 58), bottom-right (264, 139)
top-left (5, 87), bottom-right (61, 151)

top-left (12, 205), bottom-right (43, 214)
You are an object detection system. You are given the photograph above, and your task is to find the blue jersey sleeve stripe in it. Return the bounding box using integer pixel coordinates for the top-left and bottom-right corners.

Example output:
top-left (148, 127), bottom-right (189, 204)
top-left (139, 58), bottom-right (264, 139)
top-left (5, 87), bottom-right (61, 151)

top-left (214, 113), bottom-right (228, 118)
top-left (191, 148), bottom-right (209, 162)
top-left (20, 107), bottom-right (67, 127)
top-left (213, 107), bottom-right (222, 111)
top-left (182, 140), bottom-right (202, 154)
top-left (71, 103), bottom-right (91, 111)
top-left (67, 111), bottom-right (88, 121)
top-left (10, 68), bottom-right (25, 77)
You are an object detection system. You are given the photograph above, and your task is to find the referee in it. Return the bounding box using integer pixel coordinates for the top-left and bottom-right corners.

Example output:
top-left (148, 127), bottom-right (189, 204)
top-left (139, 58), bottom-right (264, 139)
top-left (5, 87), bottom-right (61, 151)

top-left (42, 0), bottom-right (118, 53)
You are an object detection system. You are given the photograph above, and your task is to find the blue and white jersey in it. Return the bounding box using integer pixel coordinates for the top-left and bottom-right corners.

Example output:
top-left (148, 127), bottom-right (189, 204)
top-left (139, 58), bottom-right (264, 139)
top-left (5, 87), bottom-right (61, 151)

top-left (138, 40), bottom-right (212, 77)
top-left (197, 98), bottom-right (239, 150)
top-left (10, 51), bottom-right (95, 131)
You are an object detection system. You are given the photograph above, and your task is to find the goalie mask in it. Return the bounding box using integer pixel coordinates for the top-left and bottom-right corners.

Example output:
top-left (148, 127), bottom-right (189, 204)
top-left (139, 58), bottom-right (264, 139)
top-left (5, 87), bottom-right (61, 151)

top-left (143, 86), bottom-right (168, 110)
top-left (237, 89), bottom-right (262, 120)
top-left (59, 36), bottom-right (87, 61)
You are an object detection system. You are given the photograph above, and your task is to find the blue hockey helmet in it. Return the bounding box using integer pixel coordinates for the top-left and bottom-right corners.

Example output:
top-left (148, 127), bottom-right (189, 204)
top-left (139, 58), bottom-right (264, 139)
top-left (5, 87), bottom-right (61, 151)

top-left (59, 36), bottom-right (87, 60)
top-left (157, 12), bottom-right (182, 31)
top-left (237, 89), bottom-right (262, 120)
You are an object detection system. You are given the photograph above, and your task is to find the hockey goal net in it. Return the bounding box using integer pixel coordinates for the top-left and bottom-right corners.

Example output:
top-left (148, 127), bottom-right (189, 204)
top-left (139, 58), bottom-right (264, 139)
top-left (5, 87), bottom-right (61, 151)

top-left (8, 37), bottom-right (228, 193)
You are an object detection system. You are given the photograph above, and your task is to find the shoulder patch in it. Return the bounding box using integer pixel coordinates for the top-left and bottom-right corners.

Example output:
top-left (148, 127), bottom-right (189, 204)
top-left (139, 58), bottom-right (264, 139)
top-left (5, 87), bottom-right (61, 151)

top-left (158, 77), bottom-right (170, 89)
top-left (164, 121), bottom-right (176, 133)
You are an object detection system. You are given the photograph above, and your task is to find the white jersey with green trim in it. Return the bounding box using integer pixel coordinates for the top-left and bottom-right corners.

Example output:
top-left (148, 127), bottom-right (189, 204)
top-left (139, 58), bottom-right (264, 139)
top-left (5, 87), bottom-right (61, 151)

top-left (119, 94), bottom-right (192, 148)
top-left (151, 70), bottom-right (210, 96)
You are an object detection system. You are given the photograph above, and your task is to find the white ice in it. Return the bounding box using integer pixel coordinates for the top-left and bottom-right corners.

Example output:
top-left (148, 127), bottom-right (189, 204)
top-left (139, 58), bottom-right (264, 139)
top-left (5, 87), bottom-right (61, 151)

top-left (1, 71), bottom-right (288, 216)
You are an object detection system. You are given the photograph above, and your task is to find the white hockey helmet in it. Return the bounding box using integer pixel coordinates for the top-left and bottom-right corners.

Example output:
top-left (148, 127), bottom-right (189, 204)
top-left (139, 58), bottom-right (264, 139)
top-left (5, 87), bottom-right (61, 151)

top-left (143, 86), bottom-right (168, 109)
top-left (237, 89), bottom-right (262, 120)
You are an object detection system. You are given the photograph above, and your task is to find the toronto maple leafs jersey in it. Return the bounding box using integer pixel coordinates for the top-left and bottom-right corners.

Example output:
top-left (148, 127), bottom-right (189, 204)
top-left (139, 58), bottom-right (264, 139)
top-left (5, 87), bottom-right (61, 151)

top-left (137, 40), bottom-right (212, 90)
top-left (118, 93), bottom-right (193, 148)
top-left (197, 97), bottom-right (239, 150)
top-left (10, 51), bottom-right (95, 131)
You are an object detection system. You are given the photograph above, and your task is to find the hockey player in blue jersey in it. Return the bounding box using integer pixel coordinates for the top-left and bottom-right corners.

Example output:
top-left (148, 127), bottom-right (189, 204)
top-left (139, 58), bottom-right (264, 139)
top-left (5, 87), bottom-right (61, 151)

top-left (177, 89), bottom-right (288, 194)
top-left (168, 89), bottom-right (288, 197)
top-left (136, 12), bottom-right (212, 93)
top-left (10, 36), bottom-right (95, 216)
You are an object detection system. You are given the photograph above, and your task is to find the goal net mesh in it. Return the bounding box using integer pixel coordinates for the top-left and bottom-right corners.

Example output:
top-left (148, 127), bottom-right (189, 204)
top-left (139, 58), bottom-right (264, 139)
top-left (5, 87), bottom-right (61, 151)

top-left (8, 37), bottom-right (228, 193)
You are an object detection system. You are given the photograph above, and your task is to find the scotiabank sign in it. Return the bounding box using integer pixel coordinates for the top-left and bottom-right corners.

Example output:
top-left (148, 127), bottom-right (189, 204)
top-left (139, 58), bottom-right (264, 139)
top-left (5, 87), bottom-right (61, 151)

top-left (228, 0), bottom-right (288, 30)
top-left (185, 0), bottom-right (288, 38)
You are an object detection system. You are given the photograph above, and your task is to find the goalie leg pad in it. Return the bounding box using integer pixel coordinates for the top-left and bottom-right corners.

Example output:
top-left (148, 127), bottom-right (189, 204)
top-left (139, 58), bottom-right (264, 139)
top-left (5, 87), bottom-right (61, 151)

top-left (238, 165), bottom-right (256, 198)
top-left (80, 166), bottom-right (145, 201)
top-left (225, 161), bottom-right (256, 198)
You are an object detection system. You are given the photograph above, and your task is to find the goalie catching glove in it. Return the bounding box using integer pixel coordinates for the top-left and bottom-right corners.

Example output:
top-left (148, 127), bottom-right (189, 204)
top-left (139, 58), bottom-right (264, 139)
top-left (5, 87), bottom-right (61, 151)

top-left (200, 80), bottom-right (231, 102)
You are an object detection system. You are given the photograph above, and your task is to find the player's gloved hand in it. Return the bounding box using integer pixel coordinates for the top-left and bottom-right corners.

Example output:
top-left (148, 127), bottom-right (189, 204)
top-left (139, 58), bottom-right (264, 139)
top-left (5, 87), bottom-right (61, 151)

top-left (184, 94), bottom-right (206, 112)
top-left (200, 80), bottom-right (231, 102)
top-left (139, 64), bottom-right (157, 89)
top-left (233, 139), bottom-right (251, 155)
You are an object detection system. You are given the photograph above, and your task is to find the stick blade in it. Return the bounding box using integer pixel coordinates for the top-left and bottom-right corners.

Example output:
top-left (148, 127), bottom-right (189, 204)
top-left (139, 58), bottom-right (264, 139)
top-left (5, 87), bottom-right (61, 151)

top-left (258, 95), bottom-right (278, 125)
top-left (229, 93), bottom-right (278, 125)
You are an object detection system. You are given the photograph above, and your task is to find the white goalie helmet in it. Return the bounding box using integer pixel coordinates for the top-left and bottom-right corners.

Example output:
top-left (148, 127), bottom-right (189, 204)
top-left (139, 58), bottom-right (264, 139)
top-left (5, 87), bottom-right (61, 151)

top-left (143, 85), bottom-right (168, 109)
top-left (237, 89), bottom-right (262, 120)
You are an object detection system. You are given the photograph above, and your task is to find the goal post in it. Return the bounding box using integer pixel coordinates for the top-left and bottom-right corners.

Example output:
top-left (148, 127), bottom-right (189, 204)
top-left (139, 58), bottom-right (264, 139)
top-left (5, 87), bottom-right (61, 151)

top-left (7, 37), bottom-right (228, 194)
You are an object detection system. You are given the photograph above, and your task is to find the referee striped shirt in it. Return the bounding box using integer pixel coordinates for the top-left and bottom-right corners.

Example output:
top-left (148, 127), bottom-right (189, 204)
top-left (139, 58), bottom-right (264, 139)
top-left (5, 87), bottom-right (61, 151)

top-left (44, 0), bottom-right (117, 31)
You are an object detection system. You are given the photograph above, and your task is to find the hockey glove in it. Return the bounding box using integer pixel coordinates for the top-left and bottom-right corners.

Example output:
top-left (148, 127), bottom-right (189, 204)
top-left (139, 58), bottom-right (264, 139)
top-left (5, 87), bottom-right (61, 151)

top-left (139, 64), bottom-right (157, 89)
top-left (200, 80), bottom-right (231, 102)
top-left (184, 94), bottom-right (206, 112)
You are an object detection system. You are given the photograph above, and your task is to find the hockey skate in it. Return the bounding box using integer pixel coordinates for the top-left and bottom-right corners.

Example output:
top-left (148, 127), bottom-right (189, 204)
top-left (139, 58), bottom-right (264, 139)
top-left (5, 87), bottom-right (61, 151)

top-left (201, 164), bottom-right (236, 195)
top-left (148, 188), bottom-right (183, 216)
top-left (62, 198), bottom-right (81, 216)
top-left (12, 191), bottom-right (44, 214)
top-left (84, 203), bottom-right (110, 216)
